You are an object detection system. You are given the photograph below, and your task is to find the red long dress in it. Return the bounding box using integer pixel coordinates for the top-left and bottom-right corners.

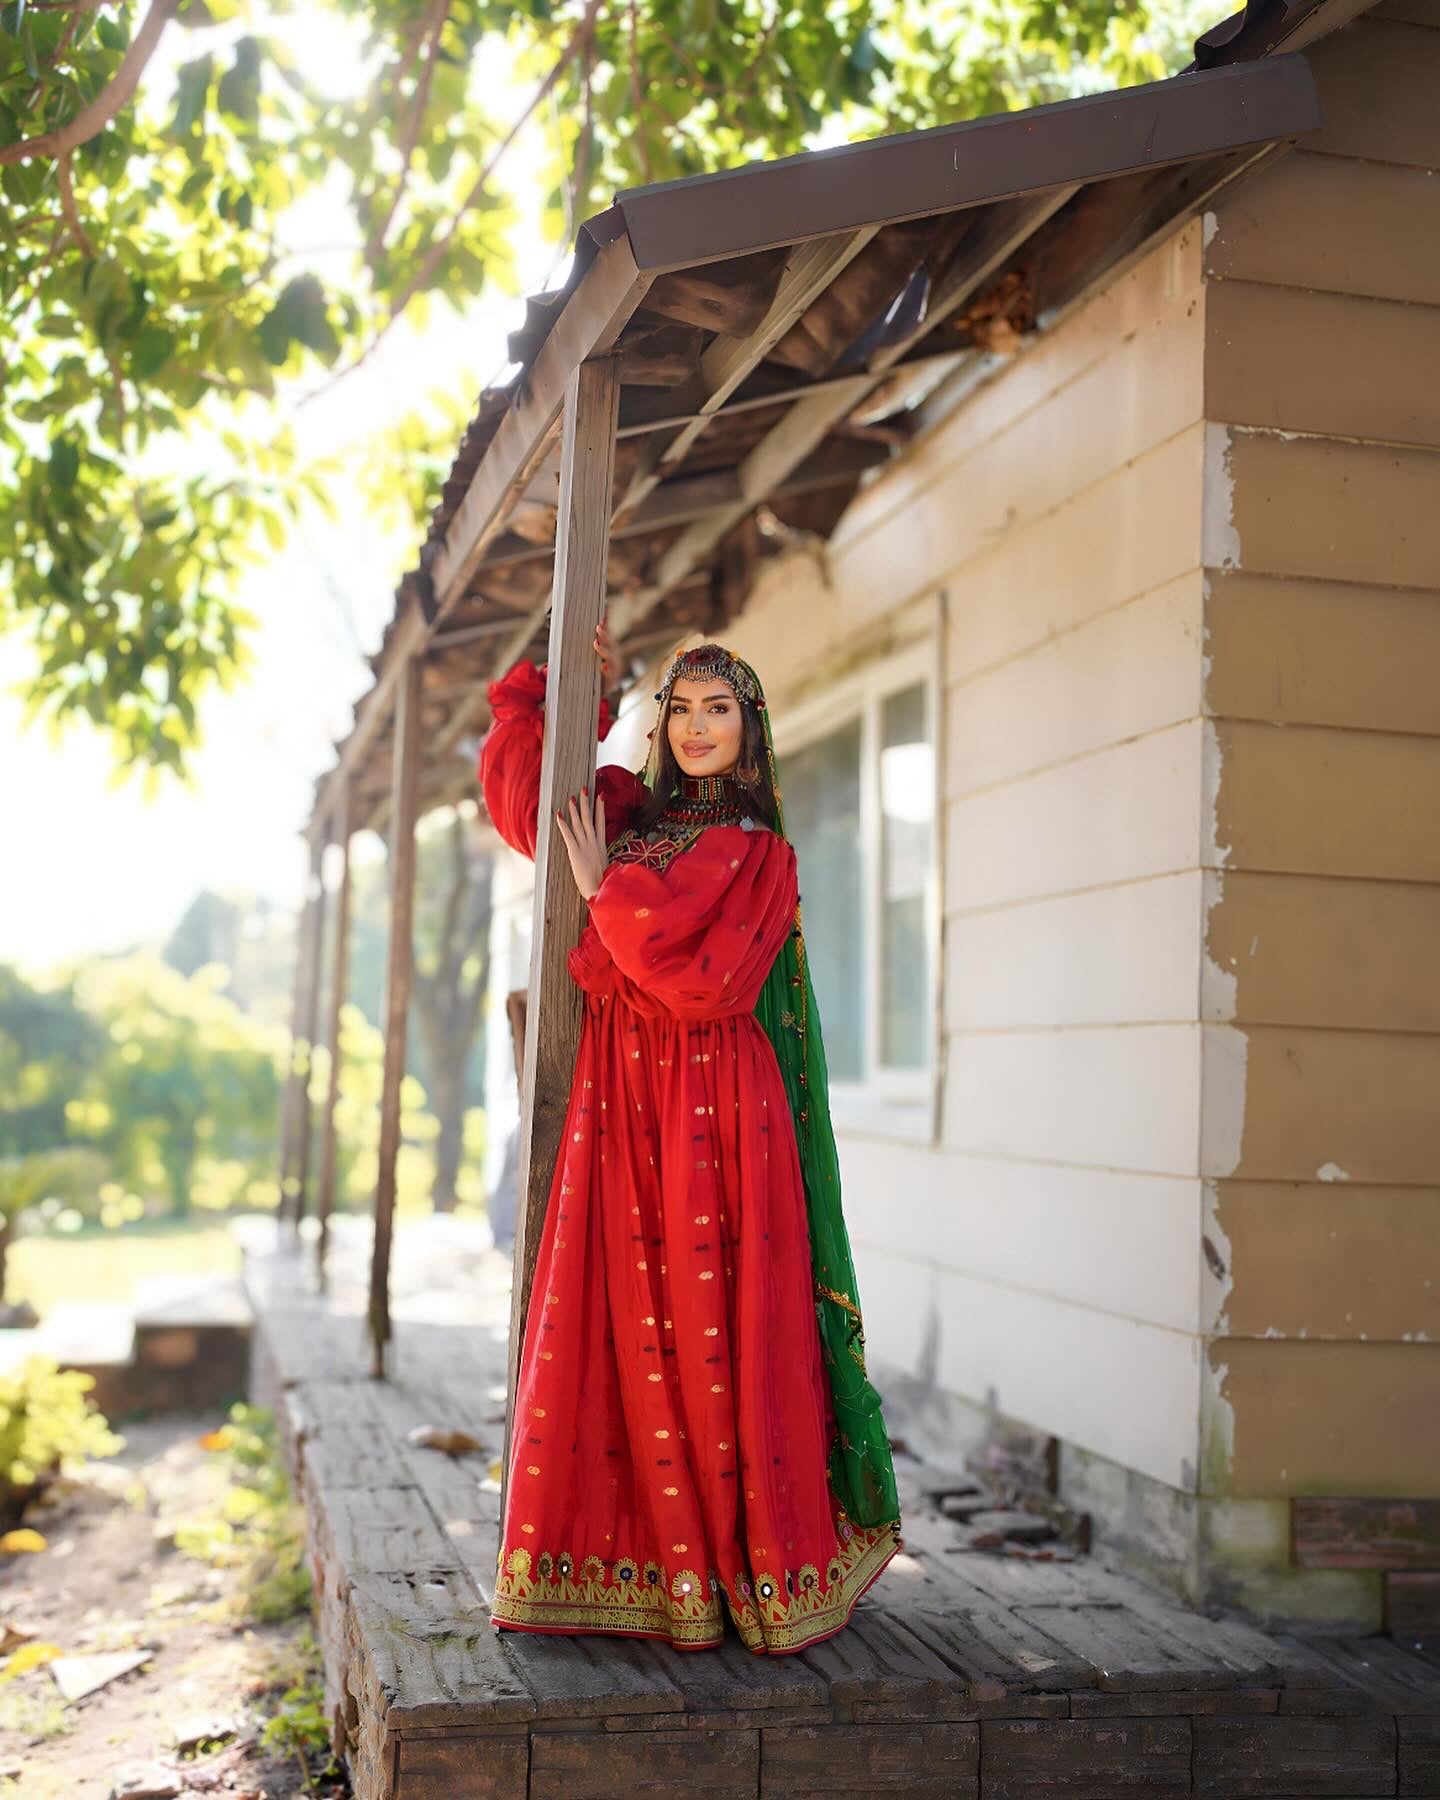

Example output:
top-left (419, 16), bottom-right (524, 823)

top-left (479, 660), bottom-right (898, 1655)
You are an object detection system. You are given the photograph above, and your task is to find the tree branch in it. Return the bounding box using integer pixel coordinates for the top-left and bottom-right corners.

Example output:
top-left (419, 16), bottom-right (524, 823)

top-left (0, 0), bottom-right (178, 165)
top-left (364, 0), bottom-right (449, 270)
top-left (387, 0), bottom-right (604, 318)
top-left (56, 152), bottom-right (95, 256)
top-left (302, 0), bottom-right (604, 402)
top-left (628, 0), bottom-right (653, 182)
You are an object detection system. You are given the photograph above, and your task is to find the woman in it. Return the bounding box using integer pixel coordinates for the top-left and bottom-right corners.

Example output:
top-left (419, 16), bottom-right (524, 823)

top-left (477, 624), bottom-right (900, 1655)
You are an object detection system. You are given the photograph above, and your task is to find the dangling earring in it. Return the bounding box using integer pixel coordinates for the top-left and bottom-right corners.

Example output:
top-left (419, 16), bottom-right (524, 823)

top-left (736, 761), bottom-right (760, 786)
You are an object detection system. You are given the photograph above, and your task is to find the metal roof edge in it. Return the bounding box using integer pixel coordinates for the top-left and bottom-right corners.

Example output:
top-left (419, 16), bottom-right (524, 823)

top-left (607, 56), bottom-right (1321, 274)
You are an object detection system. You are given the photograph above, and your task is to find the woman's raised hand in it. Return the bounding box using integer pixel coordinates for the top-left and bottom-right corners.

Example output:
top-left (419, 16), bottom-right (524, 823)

top-left (554, 788), bottom-right (608, 901)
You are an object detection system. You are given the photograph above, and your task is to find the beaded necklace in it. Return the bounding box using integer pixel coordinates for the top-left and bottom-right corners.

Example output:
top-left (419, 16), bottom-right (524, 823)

top-left (609, 772), bottom-right (755, 872)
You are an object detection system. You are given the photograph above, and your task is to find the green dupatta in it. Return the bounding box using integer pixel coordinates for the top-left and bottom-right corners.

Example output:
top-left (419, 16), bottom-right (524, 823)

top-left (740, 660), bottom-right (901, 1530)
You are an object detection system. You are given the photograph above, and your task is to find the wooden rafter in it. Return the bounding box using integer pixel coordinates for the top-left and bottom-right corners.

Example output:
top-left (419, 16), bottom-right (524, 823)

top-left (609, 186), bottom-right (1078, 640)
top-left (615, 227), bottom-right (879, 521)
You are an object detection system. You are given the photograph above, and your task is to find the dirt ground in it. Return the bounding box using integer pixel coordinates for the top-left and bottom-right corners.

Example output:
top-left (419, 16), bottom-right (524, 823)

top-left (0, 1414), bottom-right (346, 1800)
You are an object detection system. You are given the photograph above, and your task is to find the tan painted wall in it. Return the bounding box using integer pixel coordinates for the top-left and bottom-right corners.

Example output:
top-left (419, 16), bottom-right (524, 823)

top-left (723, 221), bottom-right (1215, 1496)
top-left (1200, 9), bottom-right (1440, 1502)
top-left (711, 6), bottom-right (1440, 1614)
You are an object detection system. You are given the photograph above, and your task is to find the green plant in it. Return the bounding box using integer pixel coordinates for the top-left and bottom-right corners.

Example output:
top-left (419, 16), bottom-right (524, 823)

top-left (259, 1655), bottom-right (340, 1792)
top-left (0, 1356), bottom-right (123, 1528)
top-left (177, 1401), bottom-right (312, 1625)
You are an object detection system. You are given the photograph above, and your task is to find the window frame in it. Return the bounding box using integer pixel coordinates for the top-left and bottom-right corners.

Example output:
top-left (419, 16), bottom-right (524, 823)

top-left (771, 639), bottom-right (942, 1144)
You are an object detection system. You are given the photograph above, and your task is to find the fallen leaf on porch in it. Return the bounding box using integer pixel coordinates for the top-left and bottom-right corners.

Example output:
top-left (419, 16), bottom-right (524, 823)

top-left (197, 1427), bottom-right (235, 1452)
top-left (0, 1620), bottom-right (36, 1654)
top-left (405, 1425), bottom-right (484, 1457)
top-left (0, 1527), bottom-right (48, 1554)
top-left (0, 1640), bottom-right (63, 1682)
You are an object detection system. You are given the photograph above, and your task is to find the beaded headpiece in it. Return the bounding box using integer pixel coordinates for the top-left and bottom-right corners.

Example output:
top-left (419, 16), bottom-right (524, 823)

top-left (653, 643), bottom-right (764, 711)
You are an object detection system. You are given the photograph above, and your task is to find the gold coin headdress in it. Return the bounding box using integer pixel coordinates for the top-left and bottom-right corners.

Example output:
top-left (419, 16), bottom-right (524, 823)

top-left (653, 643), bottom-right (764, 711)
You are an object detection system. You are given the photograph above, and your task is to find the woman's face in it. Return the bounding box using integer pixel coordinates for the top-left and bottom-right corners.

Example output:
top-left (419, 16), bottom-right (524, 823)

top-left (666, 678), bottom-right (743, 778)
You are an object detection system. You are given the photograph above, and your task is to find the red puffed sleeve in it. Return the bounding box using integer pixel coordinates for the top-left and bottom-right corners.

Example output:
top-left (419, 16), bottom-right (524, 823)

top-left (476, 658), bottom-right (646, 860)
top-left (587, 826), bottom-right (798, 1017)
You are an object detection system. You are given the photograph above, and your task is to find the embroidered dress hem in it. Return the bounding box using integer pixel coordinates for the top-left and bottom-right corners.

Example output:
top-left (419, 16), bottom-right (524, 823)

top-left (491, 1518), bottom-right (899, 1656)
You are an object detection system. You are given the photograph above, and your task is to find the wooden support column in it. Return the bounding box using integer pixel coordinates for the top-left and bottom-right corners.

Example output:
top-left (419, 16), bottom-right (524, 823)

top-left (279, 835), bottom-right (325, 1239)
top-left (501, 355), bottom-right (620, 1510)
top-left (315, 786), bottom-right (353, 1294)
top-left (369, 659), bottom-right (422, 1378)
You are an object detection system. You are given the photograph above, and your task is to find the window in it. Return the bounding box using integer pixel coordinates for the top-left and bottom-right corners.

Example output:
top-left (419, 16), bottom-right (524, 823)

top-left (777, 646), bottom-right (939, 1135)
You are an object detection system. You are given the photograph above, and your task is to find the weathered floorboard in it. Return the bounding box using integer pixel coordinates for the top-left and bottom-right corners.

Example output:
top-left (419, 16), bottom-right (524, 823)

top-left (1191, 1714), bottom-right (1399, 1797)
top-left (981, 1716), bottom-right (1192, 1797)
top-left (760, 1720), bottom-right (979, 1798)
top-left (243, 1239), bottom-right (1440, 1800)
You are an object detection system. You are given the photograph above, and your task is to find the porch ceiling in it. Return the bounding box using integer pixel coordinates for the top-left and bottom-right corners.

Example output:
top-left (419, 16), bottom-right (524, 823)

top-left (310, 48), bottom-right (1324, 841)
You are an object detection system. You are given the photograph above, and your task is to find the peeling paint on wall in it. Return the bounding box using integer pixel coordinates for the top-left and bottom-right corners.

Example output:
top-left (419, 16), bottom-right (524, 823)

top-left (1201, 720), bottom-right (1231, 871)
top-left (1202, 870), bottom-right (1238, 1021)
top-left (1202, 209), bottom-right (1219, 252)
top-left (1316, 1162), bottom-right (1351, 1183)
top-left (1201, 1024), bottom-right (1248, 1179)
top-left (1202, 1179), bottom-right (1234, 1338)
top-left (1202, 423), bottom-right (1241, 569)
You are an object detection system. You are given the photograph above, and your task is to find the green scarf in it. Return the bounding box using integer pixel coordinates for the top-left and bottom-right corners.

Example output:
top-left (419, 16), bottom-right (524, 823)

top-left (740, 660), bottom-right (901, 1530)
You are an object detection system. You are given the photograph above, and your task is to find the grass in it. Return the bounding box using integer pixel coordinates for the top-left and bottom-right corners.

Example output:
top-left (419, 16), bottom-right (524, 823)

top-left (8, 1219), bottom-right (242, 1315)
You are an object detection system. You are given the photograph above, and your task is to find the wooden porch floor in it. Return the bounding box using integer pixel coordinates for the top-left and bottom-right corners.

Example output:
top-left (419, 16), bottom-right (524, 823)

top-left (242, 1220), bottom-right (1440, 1799)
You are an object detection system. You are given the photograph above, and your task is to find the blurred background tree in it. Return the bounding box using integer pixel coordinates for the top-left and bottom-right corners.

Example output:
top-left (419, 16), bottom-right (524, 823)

top-left (0, 0), bottom-right (1220, 776)
top-left (72, 955), bottom-right (282, 1217)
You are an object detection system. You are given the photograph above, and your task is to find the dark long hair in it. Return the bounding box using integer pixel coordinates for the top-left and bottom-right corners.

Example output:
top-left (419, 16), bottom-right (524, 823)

top-left (628, 645), bottom-right (780, 838)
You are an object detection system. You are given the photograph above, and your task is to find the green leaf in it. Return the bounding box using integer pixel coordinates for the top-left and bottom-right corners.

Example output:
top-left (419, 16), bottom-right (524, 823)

top-left (217, 37), bottom-right (262, 126)
top-left (0, 0), bottom-right (25, 38)
top-left (95, 11), bottom-right (126, 50)
top-left (50, 439), bottom-right (80, 491)
top-left (131, 326), bottom-right (176, 380)
top-left (173, 53), bottom-right (213, 135)
top-left (257, 274), bottom-right (337, 367)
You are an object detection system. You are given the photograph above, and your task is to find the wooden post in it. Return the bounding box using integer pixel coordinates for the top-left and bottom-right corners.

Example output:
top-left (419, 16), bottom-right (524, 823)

top-left (369, 659), bottom-right (422, 1378)
top-left (292, 859), bottom-right (328, 1232)
top-left (279, 836), bottom-right (325, 1240)
top-left (501, 355), bottom-right (620, 1512)
top-left (315, 786), bottom-right (353, 1294)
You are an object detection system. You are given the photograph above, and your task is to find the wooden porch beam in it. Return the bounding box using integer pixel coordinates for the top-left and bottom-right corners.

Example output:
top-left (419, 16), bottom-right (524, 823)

top-left (501, 354), bottom-right (621, 1516)
top-left (469, 435), bottom-right (893, 581)
top-left (315, 785), bottom-right (353, 1294)
top-left (369, 654), bottom-right (422, 1379)
top-left (309, 234), bottom-right (653, 848)
top-left (278, 836), bottom-right (325, 1237)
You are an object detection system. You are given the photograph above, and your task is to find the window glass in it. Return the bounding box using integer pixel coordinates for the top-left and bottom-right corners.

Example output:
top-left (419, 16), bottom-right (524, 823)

top-left (879, 683), bottom-right (932, 1070)
top-left (781, 719), bottom-right (864, 1081)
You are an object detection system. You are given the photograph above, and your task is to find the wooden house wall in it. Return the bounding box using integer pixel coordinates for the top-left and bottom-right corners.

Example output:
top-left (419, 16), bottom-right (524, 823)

top-left (722, 223), bottom-right (1215, 1497)
top-left (1198, 4), bottom-right (1440, 1504)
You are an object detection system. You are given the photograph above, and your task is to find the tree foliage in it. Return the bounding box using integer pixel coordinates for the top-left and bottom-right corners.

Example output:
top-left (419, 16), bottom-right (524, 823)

top-left (0, 0), bottom-right (1206, 771)
top-left (71, 954), bottom-right (282, 1214)
top-left (0, 964), bottom-right (105, 1155)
